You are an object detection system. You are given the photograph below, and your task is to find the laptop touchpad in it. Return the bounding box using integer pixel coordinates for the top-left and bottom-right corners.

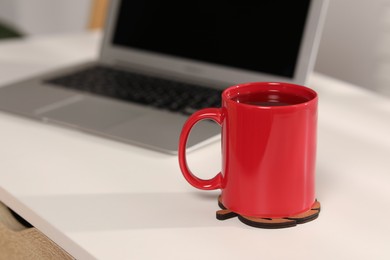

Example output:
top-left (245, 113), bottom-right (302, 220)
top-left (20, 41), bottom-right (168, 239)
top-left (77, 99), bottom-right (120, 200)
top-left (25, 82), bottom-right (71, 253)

top-left (38, 95), bottom-right (146, 130)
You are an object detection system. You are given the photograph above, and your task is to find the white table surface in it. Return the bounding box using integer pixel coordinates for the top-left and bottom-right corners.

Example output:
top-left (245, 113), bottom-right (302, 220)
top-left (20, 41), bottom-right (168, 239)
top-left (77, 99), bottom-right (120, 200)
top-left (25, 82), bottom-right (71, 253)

top-left (1, 31), bottom-right (390, 260)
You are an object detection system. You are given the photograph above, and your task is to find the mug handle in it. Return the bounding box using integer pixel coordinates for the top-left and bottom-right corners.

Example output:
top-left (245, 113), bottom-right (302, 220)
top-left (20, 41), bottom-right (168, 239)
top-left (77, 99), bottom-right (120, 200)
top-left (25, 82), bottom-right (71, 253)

top-left (178, 108), bottom-right (223, 190)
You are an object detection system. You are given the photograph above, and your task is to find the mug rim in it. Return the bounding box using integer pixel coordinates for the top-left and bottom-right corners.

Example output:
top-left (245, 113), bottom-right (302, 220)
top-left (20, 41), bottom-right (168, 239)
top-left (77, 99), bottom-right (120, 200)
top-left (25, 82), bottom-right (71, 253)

top-left (222, 82), bottom-right (318, 109)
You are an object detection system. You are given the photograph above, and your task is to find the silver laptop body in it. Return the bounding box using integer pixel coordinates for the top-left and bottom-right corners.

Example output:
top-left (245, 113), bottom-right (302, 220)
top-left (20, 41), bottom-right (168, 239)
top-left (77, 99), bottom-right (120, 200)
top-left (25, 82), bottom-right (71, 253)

top-left (0, 0), bottom-right (328, 154)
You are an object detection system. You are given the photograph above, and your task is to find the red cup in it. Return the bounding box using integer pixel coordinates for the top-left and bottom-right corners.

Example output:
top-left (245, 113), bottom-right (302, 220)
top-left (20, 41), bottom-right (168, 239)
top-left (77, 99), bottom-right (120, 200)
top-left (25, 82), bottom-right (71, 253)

top-left (178, 82), bottom-right (318, 218)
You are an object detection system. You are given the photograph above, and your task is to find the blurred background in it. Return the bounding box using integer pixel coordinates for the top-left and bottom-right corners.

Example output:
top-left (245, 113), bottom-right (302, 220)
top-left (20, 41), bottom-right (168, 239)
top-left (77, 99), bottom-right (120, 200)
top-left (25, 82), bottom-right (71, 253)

top-left (0, 0), bottom-right (389, 97)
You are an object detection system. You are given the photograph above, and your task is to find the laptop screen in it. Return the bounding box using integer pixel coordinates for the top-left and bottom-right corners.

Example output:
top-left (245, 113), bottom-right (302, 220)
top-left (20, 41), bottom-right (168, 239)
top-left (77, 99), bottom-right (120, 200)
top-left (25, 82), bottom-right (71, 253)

top-left (112, 1), bottom-right (311, 79)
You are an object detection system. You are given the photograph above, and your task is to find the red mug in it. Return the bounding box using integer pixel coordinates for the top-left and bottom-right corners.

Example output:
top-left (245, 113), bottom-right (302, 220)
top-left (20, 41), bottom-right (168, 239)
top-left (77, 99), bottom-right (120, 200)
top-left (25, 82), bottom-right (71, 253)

top-left (178, 82), bottom-right (318, 219)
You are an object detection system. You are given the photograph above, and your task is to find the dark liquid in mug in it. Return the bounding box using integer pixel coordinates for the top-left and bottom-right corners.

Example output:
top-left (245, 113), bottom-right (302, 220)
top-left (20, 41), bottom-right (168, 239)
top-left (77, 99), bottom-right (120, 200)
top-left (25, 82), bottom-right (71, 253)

top-left (232, 92), bottom-right (309, 107)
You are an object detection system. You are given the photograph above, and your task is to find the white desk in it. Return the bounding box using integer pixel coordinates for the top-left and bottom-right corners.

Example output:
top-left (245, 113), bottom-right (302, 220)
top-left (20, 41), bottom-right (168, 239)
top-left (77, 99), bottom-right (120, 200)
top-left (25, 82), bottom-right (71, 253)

top-left (1, 32), bottom-right (390, 259)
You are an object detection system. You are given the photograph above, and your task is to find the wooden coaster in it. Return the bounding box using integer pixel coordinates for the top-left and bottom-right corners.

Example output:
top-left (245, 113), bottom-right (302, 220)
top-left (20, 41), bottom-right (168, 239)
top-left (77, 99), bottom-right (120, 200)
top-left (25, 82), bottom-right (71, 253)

top-left (216, 196), bottom-right (321, 229)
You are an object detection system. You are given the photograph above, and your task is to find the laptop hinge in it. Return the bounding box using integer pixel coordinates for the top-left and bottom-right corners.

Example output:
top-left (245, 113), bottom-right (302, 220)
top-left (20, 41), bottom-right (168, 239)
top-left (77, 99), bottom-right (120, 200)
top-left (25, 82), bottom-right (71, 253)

top-left (111, 60), bottom-right (229, 90)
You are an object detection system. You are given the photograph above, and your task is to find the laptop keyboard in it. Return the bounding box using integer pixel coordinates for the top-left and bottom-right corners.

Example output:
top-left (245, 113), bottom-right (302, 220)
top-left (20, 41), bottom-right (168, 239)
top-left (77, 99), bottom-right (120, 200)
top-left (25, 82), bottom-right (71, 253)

top-left (45, 66), bottom-right (223, 115)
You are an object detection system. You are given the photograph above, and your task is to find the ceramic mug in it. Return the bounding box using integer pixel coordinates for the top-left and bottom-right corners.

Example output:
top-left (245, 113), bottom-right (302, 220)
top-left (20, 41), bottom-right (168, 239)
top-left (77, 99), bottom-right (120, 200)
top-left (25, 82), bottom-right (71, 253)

top-left (178, 82), bottom-right (318, 218)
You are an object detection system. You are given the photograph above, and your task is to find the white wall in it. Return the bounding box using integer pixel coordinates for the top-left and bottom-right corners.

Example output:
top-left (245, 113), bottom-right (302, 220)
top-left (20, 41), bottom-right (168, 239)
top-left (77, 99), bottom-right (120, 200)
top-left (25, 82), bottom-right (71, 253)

top-left (315, 0), bottom-right (390, 96)
top-left (0, 0), bottom-right (91, 35)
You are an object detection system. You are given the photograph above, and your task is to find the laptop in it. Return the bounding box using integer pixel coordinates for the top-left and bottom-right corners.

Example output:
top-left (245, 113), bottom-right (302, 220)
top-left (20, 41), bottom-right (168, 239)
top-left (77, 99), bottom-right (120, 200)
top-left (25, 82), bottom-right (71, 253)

top-left (0, 0), bottom-right (327, 154)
